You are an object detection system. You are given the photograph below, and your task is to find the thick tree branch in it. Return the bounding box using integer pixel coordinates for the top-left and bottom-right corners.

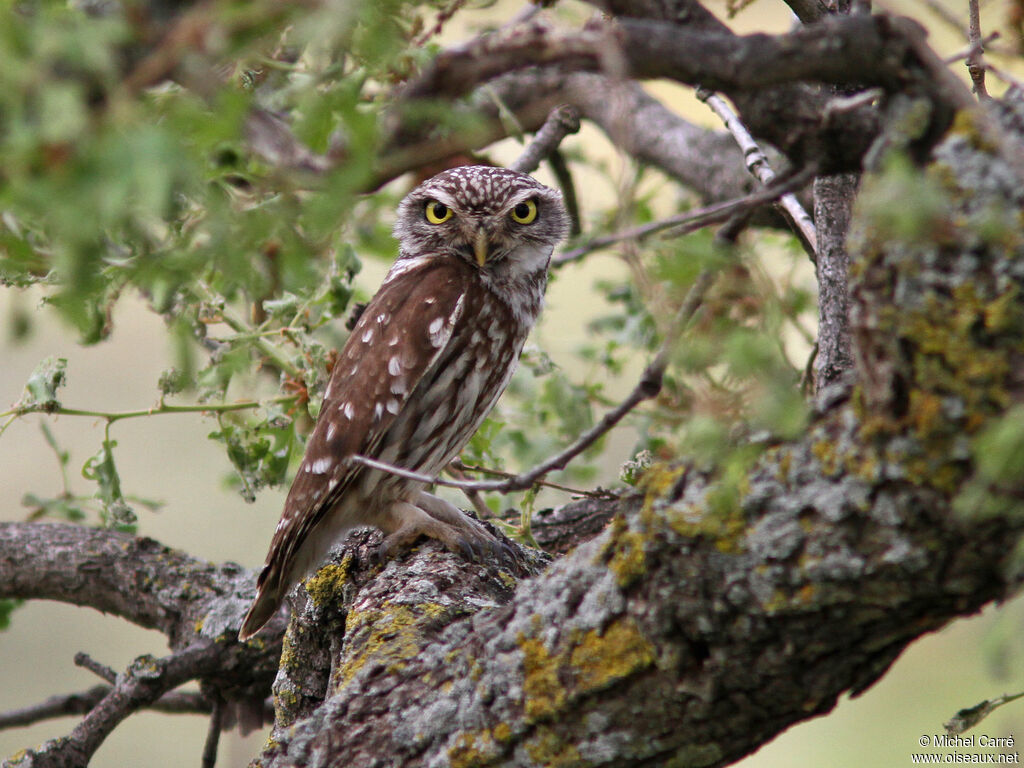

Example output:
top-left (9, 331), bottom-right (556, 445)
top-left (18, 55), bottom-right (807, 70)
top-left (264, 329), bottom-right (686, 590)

top-left (0, 522), bottom-right (284, 760)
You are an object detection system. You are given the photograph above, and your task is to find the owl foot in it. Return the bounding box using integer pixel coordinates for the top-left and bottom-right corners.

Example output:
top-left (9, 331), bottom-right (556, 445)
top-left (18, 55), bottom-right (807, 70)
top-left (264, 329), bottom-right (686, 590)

top-left (375, 497), bottom-right (519, 568)
top-left (416, 491), bottom-right (523, 565)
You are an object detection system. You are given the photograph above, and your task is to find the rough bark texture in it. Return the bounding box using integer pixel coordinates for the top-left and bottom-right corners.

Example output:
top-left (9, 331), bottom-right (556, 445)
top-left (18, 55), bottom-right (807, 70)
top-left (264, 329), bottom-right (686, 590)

top-left (813, 173), bottom-right (858, 389)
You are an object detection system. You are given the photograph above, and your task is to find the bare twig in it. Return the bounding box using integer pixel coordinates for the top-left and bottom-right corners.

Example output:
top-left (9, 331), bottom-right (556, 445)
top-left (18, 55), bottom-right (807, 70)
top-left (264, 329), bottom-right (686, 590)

top-left (945, 691), bottom-right (1024, 735)
top-left (0, 686), bottom-right (109, 729)
top-left (202, 695), bottom-right (225, 768)
top-left (912, 0), bottom-right (970, 39)
top-left (450, 459), bottom-right (615, 498)
top-left (966, 0), bottom-right (989, 98)
top-left (69, 643), bottom-right (222, 766)
top-left (0, 687), bottom-right (214, 730)
top-left (547, 150), bottom-right (582, 236)
top-left (352, 267), bottom-right (719, 495)
top-left (944, 32), bottom-right (1000, 64)
top-left (444, 463), bottom-right (494, 519)
top-left (74, 652), bottom-right (117, 684)
top-left (697, 88), bottom-right (817, 260)
top-left (509, 105), bottom-right (581, 174)
top-left (553, 166), bottom-right (817, 268)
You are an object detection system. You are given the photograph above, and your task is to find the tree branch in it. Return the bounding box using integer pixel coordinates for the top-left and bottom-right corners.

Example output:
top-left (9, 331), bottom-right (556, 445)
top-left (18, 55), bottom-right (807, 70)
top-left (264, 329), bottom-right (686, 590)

top-left (554, 166), bottom-right (816, 267)
top-left (16, 642), bottom-right (225, 767)
top-left (509, 105), bottom-right (581, 175)
top-left (0, 683), bottom-right (221, 728)
top-left (697, 89), bottom-right (817, 260)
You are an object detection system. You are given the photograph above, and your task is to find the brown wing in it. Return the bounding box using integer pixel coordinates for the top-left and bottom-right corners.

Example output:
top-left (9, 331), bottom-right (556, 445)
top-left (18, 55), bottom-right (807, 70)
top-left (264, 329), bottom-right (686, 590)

top-left (239, 256), bottom-right (471, 637)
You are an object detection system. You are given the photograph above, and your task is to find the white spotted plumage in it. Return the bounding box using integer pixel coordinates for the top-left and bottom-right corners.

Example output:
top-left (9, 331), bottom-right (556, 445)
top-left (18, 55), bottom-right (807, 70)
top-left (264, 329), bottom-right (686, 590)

top-left (239, 166), bottom-right (569, 640)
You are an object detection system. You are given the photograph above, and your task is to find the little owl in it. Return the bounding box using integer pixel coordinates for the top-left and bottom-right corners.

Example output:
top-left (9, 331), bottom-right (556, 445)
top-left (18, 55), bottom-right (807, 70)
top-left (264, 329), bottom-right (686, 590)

top-left (239, 165), bottom-right (569, 639)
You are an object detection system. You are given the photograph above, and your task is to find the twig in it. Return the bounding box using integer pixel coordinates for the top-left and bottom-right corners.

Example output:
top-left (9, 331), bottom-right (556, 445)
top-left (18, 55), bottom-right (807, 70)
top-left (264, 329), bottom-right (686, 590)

top-left (553, 167), bottom-right (816, 268)
top-left (15, 642), bottom-right (225, 767)
top-left (985, 63), bottom-right (1024, 92)
top-left (0, 686), bottom-right (108, 729)
top-left (444, 463), bottom-right (494, 519)
top-left (944, 32), bottom-right (1000, 64)
top-left (966, 0), bottom-right (989, 98)
top-left (945, 691), bottom-right (1024, 735)
top-left (0, 687), bottom-right (214, 730)
top-left (547, 149), bottom-right (582, 236)
top-left (450, 459), bottom-right (615, 498)
top-left (697, 88), bottom-right (817, 260)
top-left (201, 695), bottom-right (224, 768)
top-left (0, 394), bottom-right (298, 432)
top-left (912, 0), bottom-right (970, 39)
top-left (509, 105), bottom-right (581, 174)
top-left (74, 652), bottom-right (117, 684)
top-left (351, 267), bottom-right (718, 494)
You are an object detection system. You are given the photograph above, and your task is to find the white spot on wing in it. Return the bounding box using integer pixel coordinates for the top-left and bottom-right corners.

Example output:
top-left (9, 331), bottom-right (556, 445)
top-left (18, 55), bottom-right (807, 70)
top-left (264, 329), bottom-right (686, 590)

top-left (326, 422), bottom-right (337, 441)
top-left (386, 399), bottom-right (400, 415)
top-left (362, 327), bottom-right (374, 343)
top-left (388, 356), bottom-right (402, 376)
top-left (310, 457), bottom-right (332, 474)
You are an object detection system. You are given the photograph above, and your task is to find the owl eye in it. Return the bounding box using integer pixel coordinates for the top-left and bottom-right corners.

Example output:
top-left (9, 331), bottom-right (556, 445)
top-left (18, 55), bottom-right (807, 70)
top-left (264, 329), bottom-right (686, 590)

top-left (510, 199), bottom-right (538, 224)
top-left (425, 201), bottom-right (453, 224)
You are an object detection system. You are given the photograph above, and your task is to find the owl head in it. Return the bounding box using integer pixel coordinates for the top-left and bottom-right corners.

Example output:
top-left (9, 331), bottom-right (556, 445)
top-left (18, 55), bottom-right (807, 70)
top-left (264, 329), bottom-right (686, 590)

top-left (393, 165), bottom-right (569, 274)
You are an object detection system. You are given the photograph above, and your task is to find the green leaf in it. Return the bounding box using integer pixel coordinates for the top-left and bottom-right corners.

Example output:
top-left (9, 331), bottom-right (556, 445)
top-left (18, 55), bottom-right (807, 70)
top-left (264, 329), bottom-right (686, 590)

top-left (17, 356), bottom-right (67, 413)
top-left (974, 406), bottom-right (1024, 484)
top-left (81, 438), bottom-right (137, 531)
top-left (0, 599), bottom-right (23, 632)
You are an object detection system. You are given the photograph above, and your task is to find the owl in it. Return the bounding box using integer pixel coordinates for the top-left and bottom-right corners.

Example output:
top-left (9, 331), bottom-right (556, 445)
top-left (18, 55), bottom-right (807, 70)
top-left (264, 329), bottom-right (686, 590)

top-left (239, 165), bottom-right (569, 639)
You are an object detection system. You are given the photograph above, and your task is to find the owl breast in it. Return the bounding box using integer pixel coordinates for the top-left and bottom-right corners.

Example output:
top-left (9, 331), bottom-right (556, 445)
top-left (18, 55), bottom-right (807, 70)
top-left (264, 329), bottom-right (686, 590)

top-left (371, 263), bottom-right (541, 494)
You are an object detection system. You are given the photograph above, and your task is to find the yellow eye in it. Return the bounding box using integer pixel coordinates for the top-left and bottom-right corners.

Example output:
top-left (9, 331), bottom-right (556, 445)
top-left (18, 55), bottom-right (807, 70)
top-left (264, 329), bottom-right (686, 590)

top-left (510, 199), bottom-right (538, 224)
top-left (425, 200), bottom-right (453, 224)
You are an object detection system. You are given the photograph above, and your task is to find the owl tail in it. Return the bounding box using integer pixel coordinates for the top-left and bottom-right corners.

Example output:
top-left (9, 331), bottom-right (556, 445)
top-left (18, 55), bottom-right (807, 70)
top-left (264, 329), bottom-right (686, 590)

top-left (238, 564), bottom-right (284, 640)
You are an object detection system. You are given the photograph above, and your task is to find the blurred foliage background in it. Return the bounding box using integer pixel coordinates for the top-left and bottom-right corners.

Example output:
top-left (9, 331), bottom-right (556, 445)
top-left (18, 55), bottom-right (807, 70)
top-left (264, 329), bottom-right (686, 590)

top-left (2, 0), bottom-right (1024, 765)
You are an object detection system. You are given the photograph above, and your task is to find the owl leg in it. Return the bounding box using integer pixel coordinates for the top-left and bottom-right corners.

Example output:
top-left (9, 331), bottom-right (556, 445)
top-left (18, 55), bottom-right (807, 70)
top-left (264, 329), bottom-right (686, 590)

top-left (416, 491), bottom-right (521, 561)
top-left (376, 499), bottom-right (506, 562)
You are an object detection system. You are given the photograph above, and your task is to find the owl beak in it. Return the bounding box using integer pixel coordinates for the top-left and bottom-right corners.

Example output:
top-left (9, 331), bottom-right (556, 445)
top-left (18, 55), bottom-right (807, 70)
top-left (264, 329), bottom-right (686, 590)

top-left (473, 229), bottom-right (489, 267)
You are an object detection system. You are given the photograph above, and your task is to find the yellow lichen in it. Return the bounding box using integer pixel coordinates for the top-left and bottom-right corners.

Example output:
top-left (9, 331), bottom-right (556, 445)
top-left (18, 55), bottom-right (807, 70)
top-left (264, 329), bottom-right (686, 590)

top-left (637, 462), bottom-right (685, 503)
top-left (523, 725), bottom-right (583, 767)
top-left (520, 634), bottom-right (566, 721)
top-left (333, 600), bottom-right (446, 690)
top-left (447, 730), bottom-right (497, 768)
top-left (446, 722), bottom-right (514, 768)
top-left (665, 493), bottom-right (746, 555)
top-left (519, 617), bottom-right (655, 725)
top-left (569, 617), bottom-right (656, 692)
top-left (304, 554), bottom-right (352, 608)
top-left (602, 521), bottom-right (648, 588)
